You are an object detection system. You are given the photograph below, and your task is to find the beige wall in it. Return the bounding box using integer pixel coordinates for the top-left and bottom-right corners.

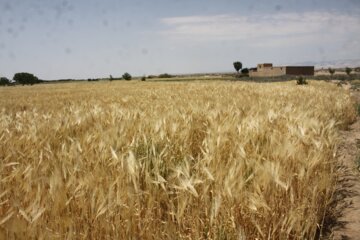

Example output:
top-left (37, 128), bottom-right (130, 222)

top-left (250, 67), bottom-right (286, 77)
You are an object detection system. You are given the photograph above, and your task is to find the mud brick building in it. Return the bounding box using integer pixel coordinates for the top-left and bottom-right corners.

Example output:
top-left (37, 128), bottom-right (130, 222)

top-left (249, 63), bottom-right (314, 77)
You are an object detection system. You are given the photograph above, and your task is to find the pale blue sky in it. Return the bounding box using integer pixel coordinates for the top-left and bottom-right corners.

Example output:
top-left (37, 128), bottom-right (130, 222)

top-left (0, 0), bottom-right (360, 80)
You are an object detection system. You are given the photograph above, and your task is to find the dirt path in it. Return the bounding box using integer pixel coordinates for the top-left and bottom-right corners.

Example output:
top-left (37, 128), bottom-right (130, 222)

top-left (331, 88), bottom-right (360, 239)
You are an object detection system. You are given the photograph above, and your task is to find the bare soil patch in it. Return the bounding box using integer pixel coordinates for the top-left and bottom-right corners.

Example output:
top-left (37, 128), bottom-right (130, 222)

top-left (331, 87), bottom-right (360, 239)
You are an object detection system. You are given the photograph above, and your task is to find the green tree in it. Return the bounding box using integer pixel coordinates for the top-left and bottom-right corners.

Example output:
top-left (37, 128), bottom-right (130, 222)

top-left (241, 68), bottom-right (249, 74)
top-left (13, 72), bottom-right (40, 85)
top-left (328, 68), bottom-right (335, 76)
top-left (109, 75), bottom-right (114, 81)
top-left (233, 61), bottom-right (242, 73)
top-left (158, 73), bottom-right (173, 78)
top-left (345, 67), bottom-right (352, 76)
top-left (122, 72), bottom-right (132, 80)
top-left (0, 77), bottom-right (11, 86)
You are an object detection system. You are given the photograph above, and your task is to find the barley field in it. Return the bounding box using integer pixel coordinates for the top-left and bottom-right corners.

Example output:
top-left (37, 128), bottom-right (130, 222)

top-left (0, 81), bottom-right (356, 239)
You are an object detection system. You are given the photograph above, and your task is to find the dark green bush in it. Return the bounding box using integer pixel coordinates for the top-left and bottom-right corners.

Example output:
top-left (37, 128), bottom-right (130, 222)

top-left (158, 73), bottom-right (173, 78)
top-left (345, 67), bottom-right (352, 76)
top-left (122, 72), bottom-right (132, 80)
top-left (0, 77), bottom-right (11, 86)
top-left (241, 68), bottom-right (249, 74)
top-left (141, 76), bottom-right (146, 81)
top-left (13, 72), bottom-right (40, 85)
top-left (296, 76), bottom-right (308, 85)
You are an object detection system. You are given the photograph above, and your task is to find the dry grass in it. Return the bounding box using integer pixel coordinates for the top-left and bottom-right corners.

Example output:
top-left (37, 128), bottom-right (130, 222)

top-left (0, 80), bottom-right (356, 239)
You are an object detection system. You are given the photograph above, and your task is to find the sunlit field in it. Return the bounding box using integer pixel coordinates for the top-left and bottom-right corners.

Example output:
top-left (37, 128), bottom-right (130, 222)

top-left (0, 80), bottom-right (356, 239)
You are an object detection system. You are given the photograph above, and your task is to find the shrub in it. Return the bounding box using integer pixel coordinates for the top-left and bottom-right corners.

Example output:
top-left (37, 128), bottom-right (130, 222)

top-left (148, 75), bottom-right (157, 79)
top-left (109, 75), bottom-right (114, 81)
top-left (345, 67), bottom-right (352, 76)
top-left (0, 77), bottom-right (11, 86)
top-left (158, 73), bottom-right (173, 78)
top-left (122, 72), bottom-right (132, 80)
top-left (241, 68), bottom-right (249, 74)
top-left (328, 68), bottom-right (335, 76)
top-left (241, 68), bottom-right (249, 77)
top-left (296, 76), bottom-right (308, 85)
top-left (141, 76), bottom-right (146, 81)
top-left (13, 72), bottom-right (40, 85)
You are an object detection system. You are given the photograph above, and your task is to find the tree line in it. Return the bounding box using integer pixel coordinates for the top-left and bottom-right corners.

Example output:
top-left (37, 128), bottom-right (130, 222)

top-left (0, 72), bottom-right (41, 86)
top-left (0, 72), bottom-right (136, 86)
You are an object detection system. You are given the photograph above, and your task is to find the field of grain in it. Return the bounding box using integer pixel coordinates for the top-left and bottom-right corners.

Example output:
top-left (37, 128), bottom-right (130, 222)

top-left (0, 81), bottom-right (356, 239)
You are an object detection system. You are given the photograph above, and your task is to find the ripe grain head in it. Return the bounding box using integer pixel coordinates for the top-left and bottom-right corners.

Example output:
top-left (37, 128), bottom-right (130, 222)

top-left (0, 80), bottom-right (356, 239)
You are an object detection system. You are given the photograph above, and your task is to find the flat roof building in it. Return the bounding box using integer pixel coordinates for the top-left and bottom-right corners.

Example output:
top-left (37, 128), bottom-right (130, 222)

top-left (249, 63), bottom-right (314, 77)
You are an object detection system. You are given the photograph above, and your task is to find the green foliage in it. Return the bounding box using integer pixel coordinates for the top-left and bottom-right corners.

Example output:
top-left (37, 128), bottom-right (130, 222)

top-left (158, 73), bottom-right (173, 78)
top-left (141, 76), bottom-right (146, 81)
top-left (13, 72), bottom-right (40, 85)
top-left (122, 72), bottom-right (132, 80)
top-left (345, 67), bottom-right (352, 76)
top-left (0, 77), bottom-right (11, 86)
top-left (109, 75), bottom-right (114, 81)
top-left (241, 68), bottom-right (249, 74)
top-left (233, 61), bottom-right (242, 73)
top-left (296, 76), bottom-right (308, 85)
top-left (328, 68), bottom-right (335, 76)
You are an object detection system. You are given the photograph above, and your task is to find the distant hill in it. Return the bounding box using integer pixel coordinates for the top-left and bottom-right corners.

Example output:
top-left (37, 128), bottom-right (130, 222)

top-left (293, 59), bottom-right (360, 69)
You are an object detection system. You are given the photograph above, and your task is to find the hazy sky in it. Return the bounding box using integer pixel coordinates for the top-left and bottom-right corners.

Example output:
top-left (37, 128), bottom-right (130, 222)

top-left (0, 0), bottom-right (360, 80)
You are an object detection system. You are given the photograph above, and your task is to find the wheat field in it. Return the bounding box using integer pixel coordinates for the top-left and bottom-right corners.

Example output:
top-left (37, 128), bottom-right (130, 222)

top-left (0, 80), bottom-right (356, 239)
